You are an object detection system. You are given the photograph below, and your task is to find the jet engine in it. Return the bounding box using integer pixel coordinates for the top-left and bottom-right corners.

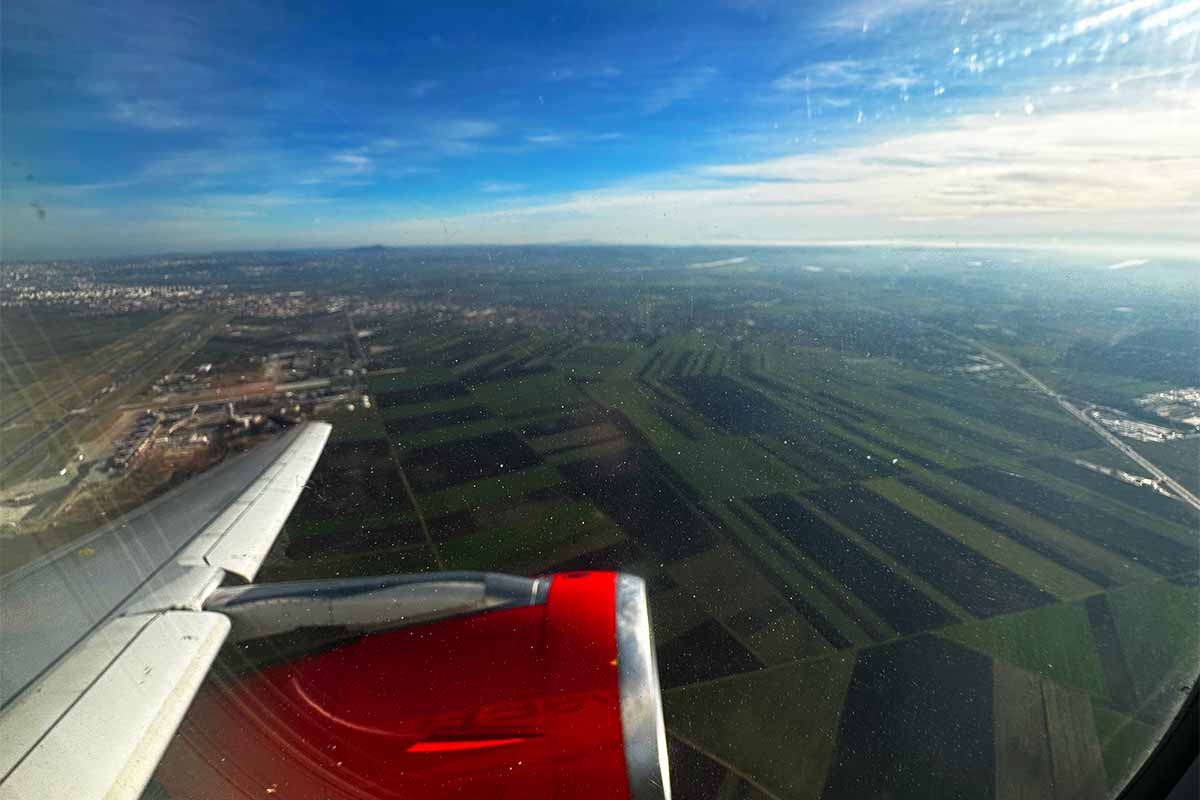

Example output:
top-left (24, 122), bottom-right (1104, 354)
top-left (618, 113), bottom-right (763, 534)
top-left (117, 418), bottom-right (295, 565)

top-left (154, 571), bottom-right (671, 799)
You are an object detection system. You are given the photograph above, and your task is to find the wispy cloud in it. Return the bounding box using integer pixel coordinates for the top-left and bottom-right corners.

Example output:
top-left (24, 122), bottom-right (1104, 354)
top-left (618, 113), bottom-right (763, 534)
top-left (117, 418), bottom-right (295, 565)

top-left (108, 99), bottom-right (193, 130)
top-left (479, 181), bottom-right (527, 193)
top-left (435, 119), bottom-right (499, 140)
top-left (407, 79), bottom-right (441, 98)
top-left (526, 131), bottom-right (623, 146)
top-left (772, 60), bottom-right (923, 93)
top-left (873, 70), bottom-right (922, 92)
top-left (643, 67), bottom-right (717, 113)
top-left (772, 60), bottom-right (864, 91)
top-left (1073, 0), bottom-right (1161, 36)
top-left (345, 92), bottom-right (1200, 248)
top-left (153, 191), bottom-right (327, 221)
top-left (546, 64), bottom-right (622, 81)
top-left (35, 181), bottom-right (134, 199)
top-left (824, 0), bottom-right (940, 31)
top-left (332, 152), bottom-right (372, 173)
top-left (701, 96), bottom-right (1200, 216)
top-left (363, 118), bottom-right (502, 163)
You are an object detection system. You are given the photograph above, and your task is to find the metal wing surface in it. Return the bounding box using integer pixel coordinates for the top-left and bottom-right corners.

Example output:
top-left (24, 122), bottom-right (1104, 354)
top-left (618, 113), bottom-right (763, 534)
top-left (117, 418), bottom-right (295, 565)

top-left (0, 422), bottom-right (331, 800)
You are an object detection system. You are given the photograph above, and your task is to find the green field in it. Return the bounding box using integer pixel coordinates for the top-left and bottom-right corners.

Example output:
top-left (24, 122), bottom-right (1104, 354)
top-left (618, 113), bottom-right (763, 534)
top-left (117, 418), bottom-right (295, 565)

top-left (252, 288), bottom-right (1198, 797)
top-left (12, 247), bottom-right (1194, 799)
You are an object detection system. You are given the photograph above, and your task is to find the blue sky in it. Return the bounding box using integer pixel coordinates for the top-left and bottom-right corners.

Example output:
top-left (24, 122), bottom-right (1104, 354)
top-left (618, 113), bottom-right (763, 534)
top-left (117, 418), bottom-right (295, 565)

top-left (2, 0), bottom-right (1197, 259)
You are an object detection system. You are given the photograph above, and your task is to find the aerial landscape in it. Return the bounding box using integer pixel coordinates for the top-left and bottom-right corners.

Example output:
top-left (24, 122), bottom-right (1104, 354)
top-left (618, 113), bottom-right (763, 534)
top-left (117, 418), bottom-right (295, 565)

top-left (2, 244), bottom-right (1196, 798)
top-left (4, 0), bottom-right (1200, 793)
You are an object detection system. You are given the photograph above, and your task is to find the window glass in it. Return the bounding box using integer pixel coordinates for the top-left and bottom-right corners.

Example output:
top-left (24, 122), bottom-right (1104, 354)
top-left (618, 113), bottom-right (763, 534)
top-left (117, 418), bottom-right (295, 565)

top-left (2, 1), bottom-right (1197, 798)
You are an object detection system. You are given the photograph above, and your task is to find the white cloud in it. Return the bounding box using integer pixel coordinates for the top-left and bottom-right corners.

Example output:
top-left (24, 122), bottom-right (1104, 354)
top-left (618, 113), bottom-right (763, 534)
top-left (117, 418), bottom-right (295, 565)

top-left (1167, 15), bottom-right (1200, 39)
top-left (109, 99), bottom-right (191, 130)
top-left (874, 71), bottom-right (922, 91)
top-left (36, 181), bottom-right (133, 198)
top-left (643, 67), bottom-right (717, 113)
top-left (368, 118), bottom-right (500, 159)
top-left (824, 0), bottom-right (940, 31)
top-left (547, 64), bottom-right (622, 81)
top-left (407, 80), bottom-right (441, 98)
top-left (479, 181), bottom-right (527, 193)
top-left (773, 60), bottom-right (923, 93)
top-left (772, 60), bottom-right (863, 91)
top-left (8, 91), bottom-right (1198, 260)
top-left (700, 97), bottom-right (1200, 216)
top-left (521, 130), bottom-right (624, 147)
top-left (332, 152), bottom-right (371, 172)
top-left (436, 119), bottom-right (499, 140)
top-left (138, 146), bottom-right (282, 182)
top-left (1073, 0), bottom-right (1161, 35)
top-left (155, 191), bottom-right (325, 220)
top-left (341, 92), bottom-right (1200, 249)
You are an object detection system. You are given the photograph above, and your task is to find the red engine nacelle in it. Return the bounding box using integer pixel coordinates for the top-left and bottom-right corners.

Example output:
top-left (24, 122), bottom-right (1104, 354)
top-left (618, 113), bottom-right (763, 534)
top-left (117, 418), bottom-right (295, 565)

top-left (156, 571), bottom-right (670, 800)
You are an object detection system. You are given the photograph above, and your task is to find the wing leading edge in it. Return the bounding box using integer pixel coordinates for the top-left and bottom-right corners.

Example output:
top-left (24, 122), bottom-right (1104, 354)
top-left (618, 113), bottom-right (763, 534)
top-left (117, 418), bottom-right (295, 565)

top-left (0, 422), bottom-right (331, 800)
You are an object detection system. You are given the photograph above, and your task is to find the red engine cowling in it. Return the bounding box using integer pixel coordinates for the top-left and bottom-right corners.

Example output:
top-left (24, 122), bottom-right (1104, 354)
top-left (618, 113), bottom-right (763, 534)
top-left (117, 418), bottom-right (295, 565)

top-left (155, 571), bottom-right (670, 800)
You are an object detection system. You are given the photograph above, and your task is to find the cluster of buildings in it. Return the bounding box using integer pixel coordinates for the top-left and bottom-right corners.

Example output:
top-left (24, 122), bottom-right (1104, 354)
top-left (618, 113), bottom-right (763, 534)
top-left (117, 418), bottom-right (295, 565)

top-left (108, 413), bottom-right (161, 471)
top-left (956, 353), bottom-right (1006, 375)
top-left (206, 291), bottom-right (349, 319)
top-left (150, 363), bottom-right (214, 396)
top-left (108, 403), bottom-right (271, 472)
top-left (0, 281), bottom-right (211, 314)
top-left (1135, 388), bottom-right (1200, 428)
top-left (0, 261), bottom-right (351, 319)
top-left (110, 355), bottom-right (363, 474)
top-left (1088, 407), bottom-right (1190, 443)
top-left (1072, 458), bottom-right (1174, 497)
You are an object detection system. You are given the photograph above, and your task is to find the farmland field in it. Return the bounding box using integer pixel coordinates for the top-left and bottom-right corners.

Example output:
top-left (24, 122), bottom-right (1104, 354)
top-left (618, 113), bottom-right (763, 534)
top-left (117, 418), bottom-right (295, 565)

top-left (7, 246), bottom-right (1197, 799)
top-left (244, 248), bottom-right (1199, 798)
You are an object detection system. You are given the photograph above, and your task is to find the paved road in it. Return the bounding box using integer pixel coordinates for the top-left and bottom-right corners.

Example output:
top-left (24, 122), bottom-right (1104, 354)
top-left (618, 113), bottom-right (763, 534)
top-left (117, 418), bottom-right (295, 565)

top-left (0, 347), bottom-right (133, 428)
top-left (974, 341), bottom-right (1200, 514)
top-left (0, 419), bottom-right (67, 469)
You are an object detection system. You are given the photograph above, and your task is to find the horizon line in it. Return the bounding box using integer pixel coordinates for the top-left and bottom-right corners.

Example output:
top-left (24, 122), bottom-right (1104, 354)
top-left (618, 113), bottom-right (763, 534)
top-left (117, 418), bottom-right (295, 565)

top-left (3, 237), bottom-right (1199, 266)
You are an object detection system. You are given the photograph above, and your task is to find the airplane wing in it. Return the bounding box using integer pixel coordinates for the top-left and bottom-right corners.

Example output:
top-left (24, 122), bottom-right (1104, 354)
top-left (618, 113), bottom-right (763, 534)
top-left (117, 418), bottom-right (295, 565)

top-left (0, 422), bottom-right (332, 799)
top-left (0, 421), bottom-right (671, 800)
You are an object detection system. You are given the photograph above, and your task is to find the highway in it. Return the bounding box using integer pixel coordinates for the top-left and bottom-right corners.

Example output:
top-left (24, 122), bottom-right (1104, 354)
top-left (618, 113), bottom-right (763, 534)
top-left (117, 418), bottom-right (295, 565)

top-left (974, 341), bottom-right (1200, 514)
top-left (0, 419), bottom-right (68, 470)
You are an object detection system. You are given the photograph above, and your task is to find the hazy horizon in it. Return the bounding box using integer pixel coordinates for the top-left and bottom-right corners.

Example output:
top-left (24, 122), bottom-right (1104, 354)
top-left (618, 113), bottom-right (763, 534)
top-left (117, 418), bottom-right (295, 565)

top-left (6, 238), bottom-right (1200, 268)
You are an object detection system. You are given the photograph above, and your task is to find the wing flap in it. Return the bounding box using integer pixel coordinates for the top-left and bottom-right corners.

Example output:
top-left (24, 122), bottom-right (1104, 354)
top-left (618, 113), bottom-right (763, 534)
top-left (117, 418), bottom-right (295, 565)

top-left (0, 612), bottom-right (230, 800)
top-left (0, 422), bottom-right (332, 800)
top-left (0, 422), bottom-right (330, 710)
top-left (0, 616), bottom-right (152, 776)
top-left (185, 421), bottom-right (330, 582)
